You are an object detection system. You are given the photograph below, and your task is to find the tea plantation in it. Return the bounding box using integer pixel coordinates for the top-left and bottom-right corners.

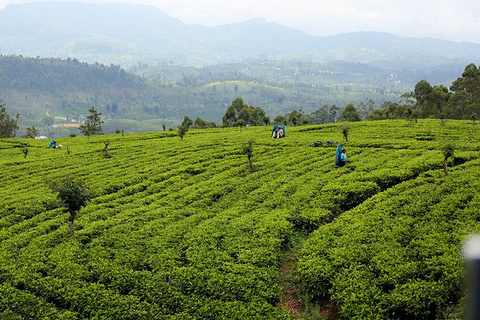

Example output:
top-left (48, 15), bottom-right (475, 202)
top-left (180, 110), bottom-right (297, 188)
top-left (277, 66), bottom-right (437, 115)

top-left (1, 119), bottom-right (479, 319)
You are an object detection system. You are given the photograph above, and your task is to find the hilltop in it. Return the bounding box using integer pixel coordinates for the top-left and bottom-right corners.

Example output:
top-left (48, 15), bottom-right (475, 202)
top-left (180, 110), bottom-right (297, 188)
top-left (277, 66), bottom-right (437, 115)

top-left (1, 2), bottom-right (479, 70)
top-left (1, 119), bottom-right (479, 318)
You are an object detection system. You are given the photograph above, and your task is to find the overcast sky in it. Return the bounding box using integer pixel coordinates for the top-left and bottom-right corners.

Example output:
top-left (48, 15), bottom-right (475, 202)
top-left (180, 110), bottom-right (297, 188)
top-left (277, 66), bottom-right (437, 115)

top-left (2, 0), bottom-right (480, 44)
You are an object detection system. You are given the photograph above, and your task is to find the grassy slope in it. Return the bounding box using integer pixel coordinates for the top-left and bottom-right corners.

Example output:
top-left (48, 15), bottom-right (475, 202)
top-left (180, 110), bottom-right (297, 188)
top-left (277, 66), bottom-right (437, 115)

top-left (0, 119), bottom-right (479, 319)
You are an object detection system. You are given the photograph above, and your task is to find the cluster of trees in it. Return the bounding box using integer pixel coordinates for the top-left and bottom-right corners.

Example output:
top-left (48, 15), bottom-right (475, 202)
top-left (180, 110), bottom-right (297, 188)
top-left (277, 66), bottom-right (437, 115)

top-left (367, 63), bottom-right (480, 121)
top-left (367, 102), bottom-right (415, 120)
top-left (272, 109), bottom-right (310, 126)
top-left (269, 63), bottom-right (480, 125)
top-left (217, 97), bottom-right (400, 128)
top-left (222, 97), bottom-right (269, 127)
top-left (177, 115), bottom-right (216, 139)
top-left (271, 103), bottom-right (361, 126)
top-left (192, 117), bottom-right (216, 129)
top-left (412, 63), bottom-right (480, 119)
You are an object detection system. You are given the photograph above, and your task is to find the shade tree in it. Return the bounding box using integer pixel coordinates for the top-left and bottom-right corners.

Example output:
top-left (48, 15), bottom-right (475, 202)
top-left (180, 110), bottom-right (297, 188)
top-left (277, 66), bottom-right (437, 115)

top-left (47, 176), bottom-right (92, 236)
top-left (79, 106), bottom-right (103, 137)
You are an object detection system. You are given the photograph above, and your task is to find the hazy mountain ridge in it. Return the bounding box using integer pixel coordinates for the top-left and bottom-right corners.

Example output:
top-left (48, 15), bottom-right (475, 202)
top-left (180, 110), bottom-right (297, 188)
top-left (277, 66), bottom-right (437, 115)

top-left (1, 2), bottom-right (480, 68)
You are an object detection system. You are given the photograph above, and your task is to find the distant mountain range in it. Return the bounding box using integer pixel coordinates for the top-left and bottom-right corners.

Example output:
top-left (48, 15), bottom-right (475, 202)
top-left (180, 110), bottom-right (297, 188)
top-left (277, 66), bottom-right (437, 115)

top-left (1, 1), bottom-right (480, 70)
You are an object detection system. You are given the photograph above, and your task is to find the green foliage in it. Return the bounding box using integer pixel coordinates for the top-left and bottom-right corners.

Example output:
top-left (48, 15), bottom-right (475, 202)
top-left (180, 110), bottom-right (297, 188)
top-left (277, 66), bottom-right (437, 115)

top-left (0, 56), bottom-right (143, 93)
top-left (177, 123), bottom-right (189, 139)
top-left (181, 115), bottom-right (193, 129)
top-left (20, 143), bottom-right (28, 158)
top-left (193, 117), bottom-right (216, 129)
top-left (223, 97), bottom-right (268, 127)
top-left (442, 144), bottom-right (455, 175)
top-left (341, 126), bottom-right (350, 142)
top-left (262, 115), bottom-right (270, 126)
top-left (237, 119), bottom-right (246, 131)
top-left (339, 103), bottom-right (361, 122)
top-left (6, 57), bottom-right (480, 137)
top-left (79, 106), bottom-right (103, 136)
top-left (442, 144), bottom-right (455, 159)
top-left (299, 167), bottom-right (480, 318)
top-left (0, 119), bottom-right (479, 318)
top-left (367, 101), bottom-right (414, 120)
top-left (0, 97), bottom-right (19, 138)
top-left (404, 63), bottom-right (480, 120)
top-left (309, 104), bottom-right (340, 124)
top-left (47, 176), bottom-right (92, 236)
top-left (242, 140), bottom-right (255, 171)
top-left (47, 176), bottom-right (91, 213)
top-left (274, 115), bottom-right (287, 125)
top-left (22, 126), bottom-right (38, 139)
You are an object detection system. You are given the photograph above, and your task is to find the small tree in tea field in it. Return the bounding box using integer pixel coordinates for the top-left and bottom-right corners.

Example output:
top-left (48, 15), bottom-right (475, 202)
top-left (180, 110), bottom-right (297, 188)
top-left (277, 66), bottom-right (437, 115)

top-left (242, 140), bottom-right (255, 172)
top-left (442, 144), bottom-right (455, 175)
top-left (21, 143), bottom-right (28, 158)
top-left (178, 116), bottom-right (193, 139)
top-left (237, 119), bottom-right (246, 132)
top-left (103, 142), bottom-right (111, 158)
top-left (48, 176), bottom-right (92, 236)
top-left (178, 124), bottom-right (189, 139)
top-left (342, 127), bottom-right (350, 142)
top-left (181, 116), bottom-right (193, 129)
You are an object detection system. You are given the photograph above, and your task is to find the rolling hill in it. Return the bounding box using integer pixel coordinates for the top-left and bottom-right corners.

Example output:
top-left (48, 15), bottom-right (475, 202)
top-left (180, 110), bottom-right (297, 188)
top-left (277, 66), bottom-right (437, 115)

top-left (0, 119), bottom-right (479, 318)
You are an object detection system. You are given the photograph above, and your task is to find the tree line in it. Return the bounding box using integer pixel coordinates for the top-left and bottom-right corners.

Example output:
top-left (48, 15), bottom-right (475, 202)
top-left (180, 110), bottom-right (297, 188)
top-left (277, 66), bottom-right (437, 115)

top-left (219, 63), bottom-right (480, 127)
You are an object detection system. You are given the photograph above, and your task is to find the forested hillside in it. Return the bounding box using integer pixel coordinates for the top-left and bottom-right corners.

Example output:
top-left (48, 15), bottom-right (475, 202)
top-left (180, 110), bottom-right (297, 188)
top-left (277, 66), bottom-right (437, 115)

top-left (2, 54), bottom-right (480, 142)
top-left (0, 55), bottom-right (407, 136)
top-left (1, 119), bottom-right (479, 318)
top-left (0, 55), bottom-right (167, 135)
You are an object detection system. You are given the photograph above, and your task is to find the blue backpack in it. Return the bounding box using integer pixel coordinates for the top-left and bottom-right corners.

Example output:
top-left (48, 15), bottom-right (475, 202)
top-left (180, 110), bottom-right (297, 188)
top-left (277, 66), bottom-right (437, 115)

top-left (271, 124), bottom-right (286, 138)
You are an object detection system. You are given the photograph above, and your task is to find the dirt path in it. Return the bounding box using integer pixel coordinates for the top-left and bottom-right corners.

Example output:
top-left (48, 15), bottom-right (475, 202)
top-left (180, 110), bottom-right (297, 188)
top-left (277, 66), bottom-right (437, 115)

top-left (278, 233), bottom-right (338, 319)
top-left (279, 253), bottom-right (303, 318)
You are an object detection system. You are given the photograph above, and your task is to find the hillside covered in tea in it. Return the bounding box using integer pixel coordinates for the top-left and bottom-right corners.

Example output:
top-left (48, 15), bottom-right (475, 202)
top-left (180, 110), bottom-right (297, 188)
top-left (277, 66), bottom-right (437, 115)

top-left (1, 119), bottom-right (479, 319)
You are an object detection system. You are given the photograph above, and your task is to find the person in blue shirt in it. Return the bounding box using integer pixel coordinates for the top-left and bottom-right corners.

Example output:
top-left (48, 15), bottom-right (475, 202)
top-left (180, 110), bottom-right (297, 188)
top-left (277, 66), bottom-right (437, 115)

top-left (340, 148), bottom-right (348, 166)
